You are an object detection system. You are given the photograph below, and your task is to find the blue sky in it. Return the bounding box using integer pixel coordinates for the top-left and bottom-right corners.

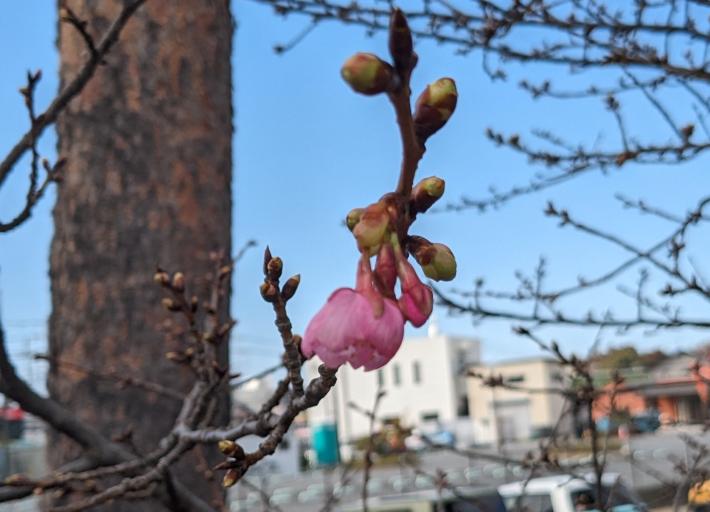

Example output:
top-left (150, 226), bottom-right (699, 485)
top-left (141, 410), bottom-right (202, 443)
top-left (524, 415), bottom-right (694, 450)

top-left (1, 2), bottom-right (709, 387)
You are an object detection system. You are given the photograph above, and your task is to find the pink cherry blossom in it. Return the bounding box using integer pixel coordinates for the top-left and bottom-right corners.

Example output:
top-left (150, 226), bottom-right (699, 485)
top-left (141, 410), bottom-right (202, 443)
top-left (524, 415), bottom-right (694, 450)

top-left (301, 257), bottom-right (405, 371)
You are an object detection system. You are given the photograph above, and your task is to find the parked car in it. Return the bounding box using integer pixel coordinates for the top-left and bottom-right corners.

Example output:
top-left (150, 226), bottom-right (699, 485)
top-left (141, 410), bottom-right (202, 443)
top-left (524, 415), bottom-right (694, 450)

top-left (596, 412), bottom-right (660, 435)
top-left (340, 486), bottom-right (506, 512)
top-left (498, 473), bottom-right (644, 512)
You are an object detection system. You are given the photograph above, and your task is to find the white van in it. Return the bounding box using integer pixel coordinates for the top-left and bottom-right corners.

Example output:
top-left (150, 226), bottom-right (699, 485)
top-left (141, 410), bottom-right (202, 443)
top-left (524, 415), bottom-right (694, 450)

top-left (340, 487), bottom-right (507, 512)
top-left (498, 474), bottom-right (644, 512)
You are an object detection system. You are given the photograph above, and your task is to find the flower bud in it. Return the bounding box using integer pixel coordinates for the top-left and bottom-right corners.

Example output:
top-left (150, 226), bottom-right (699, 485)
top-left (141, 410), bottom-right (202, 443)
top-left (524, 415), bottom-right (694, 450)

top-left (346, 208), bottom-right (364, 231)
top-left (153, 270), bottom-right (170, 286)
top-left (413, 78), bottom-right (458, 140)
top-left (222, 468), bottom-right (240, 488)
top-left (260, 282), bottom-right (279, 303)
top-left (281, 274), bottom-right (301, 301)
top-left (353, 202), bottom-right (390, 255)
top-left (267, 257), bottom-right (283, 280)
top-left (341, 53), bottom-right (394, 95)
top-left (411, 239), bottom-right (457, 281)
top-left (398, 270), bottom-right (434, 327)
top-left (171, 272), bottom-right (185, 292)
top-left (394, 244), bottom-right (434, 327)
top-left (374, 243), bottom-right (397, 298)
top-left (218, 440), bottom-right (244, 459)
top-left (161, 298), bottom-right (181, 312)
top-left (389, 9), bottom-right (414, 71)
top-left (4, 474), bottom-right (31, 485)
top-left (263, 246), bottom-right (272, 275)
top-left (411, 176), bottom-right (445, 213)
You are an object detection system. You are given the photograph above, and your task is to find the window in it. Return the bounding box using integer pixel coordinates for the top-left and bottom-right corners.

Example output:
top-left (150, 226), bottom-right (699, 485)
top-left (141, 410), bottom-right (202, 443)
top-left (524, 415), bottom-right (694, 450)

top-left (412, 361), bottom-right (422, 384)
top-left (421, 412), bottom-right (439, 422)
top-left (377, 369), bottom-right (385, 387)
top-left (393, 364), bottom-right (401, 386)
top-left (506, 374), bottom-right (525, 383)
top-left (457, 395), bottom-right (469, 417)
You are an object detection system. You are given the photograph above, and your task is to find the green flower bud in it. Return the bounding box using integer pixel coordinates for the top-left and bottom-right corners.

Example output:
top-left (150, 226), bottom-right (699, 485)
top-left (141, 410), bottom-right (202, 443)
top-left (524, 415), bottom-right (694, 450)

top-left (411, 176), bottom-right (445, 214)
top-left (413, 78), bottom-right (458, 140)
top-left (410, 237), bottom-right (456, 281)
top-left (353, 201), bottom-right (390, 255)
top-left (346, 208), bottom-right (364, 231)
top-left (421, 243), bottom-right (457, 281)
top-left (341, 53), bottom-right (394, 95)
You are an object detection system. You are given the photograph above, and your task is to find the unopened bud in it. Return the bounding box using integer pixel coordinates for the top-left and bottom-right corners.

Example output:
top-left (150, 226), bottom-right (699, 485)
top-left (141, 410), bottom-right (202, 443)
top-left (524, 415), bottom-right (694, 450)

top-left (4, 474), bottom-right (30, 485)
top-left (222, 468), bottom-right (240, 488)
top-left (153, 270), bottom-right (170, 286)
top-left (346, 208), bottom-right (364, 231)
top-left (161, 298), bottom-right (181, 312)
top-left (281, 274), bottom-right (301, 301)
top-left (267, 257), bottom-right (283, 279)
top-left (411, 177), bottom-right (445, 213)
top-left (413, 78), bottom-right (458, 141)
top-left (353, 201), bottom-right (390, 255)
top-left (171, 272), bottom-right (185, 292)
top-left (260, 282), bottom-right (279, 302)
top-left (341, 53), bottom-right (394, 96)
top-left (411, 239), bottom-right (456, 281)
top-left (218, 440), bottom-right (242, 457)
top-left (389, 9), bottom-right (414, 71)
top-left (374, 243), bottom-right (397, 297)
top-left (263, 246), bottom-right (273, 275)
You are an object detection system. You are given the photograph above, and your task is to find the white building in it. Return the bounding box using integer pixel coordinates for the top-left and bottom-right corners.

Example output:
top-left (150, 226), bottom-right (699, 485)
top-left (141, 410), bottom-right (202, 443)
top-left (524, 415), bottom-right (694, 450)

top-left (467, 357), bottom-right (573, 444)
top-left (305, 323), bottom-right (480, 448)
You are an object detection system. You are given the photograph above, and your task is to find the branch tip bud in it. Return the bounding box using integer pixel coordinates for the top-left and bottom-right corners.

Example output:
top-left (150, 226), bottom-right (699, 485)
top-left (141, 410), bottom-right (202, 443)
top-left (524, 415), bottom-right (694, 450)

top-left (411, 176), bottom-right (445, 213)
top-left (281, 274), bottom-right (301, 301)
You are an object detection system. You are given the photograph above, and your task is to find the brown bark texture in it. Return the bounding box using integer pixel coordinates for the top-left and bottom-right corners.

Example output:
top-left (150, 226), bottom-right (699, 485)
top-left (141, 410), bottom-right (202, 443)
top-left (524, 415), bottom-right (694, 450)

top-left (49, 1), bottom-right (233, 510)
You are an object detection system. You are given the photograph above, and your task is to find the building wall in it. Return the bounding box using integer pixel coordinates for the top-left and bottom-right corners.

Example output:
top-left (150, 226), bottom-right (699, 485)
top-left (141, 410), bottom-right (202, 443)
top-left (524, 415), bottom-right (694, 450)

top-left (467, 358), bottom-right (571, 444)
top-left (305, 330), bottom-right (480, 446)
top-left (592, 385), bottom-right (647, 421)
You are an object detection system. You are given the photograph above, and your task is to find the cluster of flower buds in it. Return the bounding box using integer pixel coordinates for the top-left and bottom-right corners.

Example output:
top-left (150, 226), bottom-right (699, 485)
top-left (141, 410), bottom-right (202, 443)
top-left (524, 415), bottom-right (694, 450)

top-left (302, 9), bottom-right (458, 373)
top-left (260, 247), bottom-right (301, 304)
top-left (340, 11), bottom-right (458, 144)
top-left (216, 440), bottom-right (246, 488)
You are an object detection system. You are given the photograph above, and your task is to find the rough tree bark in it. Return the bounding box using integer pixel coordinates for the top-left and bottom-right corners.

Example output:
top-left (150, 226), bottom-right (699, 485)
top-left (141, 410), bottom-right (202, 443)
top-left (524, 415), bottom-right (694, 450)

top-left (49, 1), bottom-right (233, 510)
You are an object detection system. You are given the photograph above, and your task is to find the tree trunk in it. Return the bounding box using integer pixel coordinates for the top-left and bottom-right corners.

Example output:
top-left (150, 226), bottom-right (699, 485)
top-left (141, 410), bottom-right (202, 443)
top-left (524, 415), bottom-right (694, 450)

top-left (49, 1), bottom-right (232, 509)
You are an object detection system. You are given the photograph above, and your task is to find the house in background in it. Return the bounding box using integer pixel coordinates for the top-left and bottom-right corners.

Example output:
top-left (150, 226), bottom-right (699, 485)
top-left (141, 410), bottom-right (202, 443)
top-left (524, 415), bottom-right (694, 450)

top-left (591, 350), bottom-right (710, 425)
top-left (467, 357), bottom-right (573, 444)
top-left (305, 322), bottom-right (480, 453)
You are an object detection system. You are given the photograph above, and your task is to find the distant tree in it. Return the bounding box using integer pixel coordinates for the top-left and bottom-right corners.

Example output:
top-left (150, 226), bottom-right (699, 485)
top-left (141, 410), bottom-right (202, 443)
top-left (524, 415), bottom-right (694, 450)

top-left (592, 347), bottom-right (642, 369)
